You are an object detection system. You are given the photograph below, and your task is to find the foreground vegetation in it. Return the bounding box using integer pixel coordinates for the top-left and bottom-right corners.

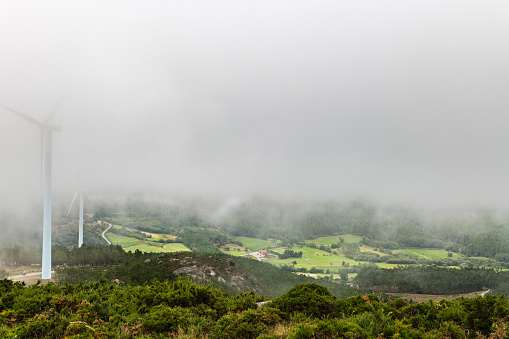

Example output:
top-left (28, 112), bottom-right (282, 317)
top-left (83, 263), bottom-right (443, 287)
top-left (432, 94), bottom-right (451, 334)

top-left (1, 277), bottom-right (509, 338)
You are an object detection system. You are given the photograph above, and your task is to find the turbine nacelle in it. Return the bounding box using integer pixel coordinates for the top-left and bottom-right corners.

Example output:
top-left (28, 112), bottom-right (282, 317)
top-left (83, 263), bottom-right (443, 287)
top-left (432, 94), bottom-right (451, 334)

top-left (0, 103), bottom-right (61, 132)
top-left (42, 123), bottom-right (61, 132)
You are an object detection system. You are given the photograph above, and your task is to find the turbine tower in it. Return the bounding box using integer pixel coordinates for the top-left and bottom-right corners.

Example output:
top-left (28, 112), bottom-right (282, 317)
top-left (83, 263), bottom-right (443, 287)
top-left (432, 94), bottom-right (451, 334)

top-left (1, 102), bottom-right (62, 280)
top-left (67, 188), bottom-right (87, 247)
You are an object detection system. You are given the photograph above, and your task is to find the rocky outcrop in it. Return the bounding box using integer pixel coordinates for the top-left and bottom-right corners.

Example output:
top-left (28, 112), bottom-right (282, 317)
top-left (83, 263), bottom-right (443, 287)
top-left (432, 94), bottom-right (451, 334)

top-left (152, 252), bottom-right (263, 294)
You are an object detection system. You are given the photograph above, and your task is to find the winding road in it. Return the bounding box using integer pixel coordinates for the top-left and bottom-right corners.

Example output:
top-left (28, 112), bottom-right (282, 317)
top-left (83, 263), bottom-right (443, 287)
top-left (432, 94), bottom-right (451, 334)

top-left (101, 222), bottom-right (112, 245)
top-left (5, 221), bottom-right (113, 282)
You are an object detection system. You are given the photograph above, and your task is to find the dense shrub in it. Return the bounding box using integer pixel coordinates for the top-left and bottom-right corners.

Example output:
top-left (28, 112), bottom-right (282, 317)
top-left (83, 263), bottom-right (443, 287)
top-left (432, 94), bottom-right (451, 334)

top-left (211, 308), bottom-right (281, 339)
top-left (142, 305), bottom-right (193, 334)
top-left (271, 283), bottom-right (339, 318)
top-left (3, 272), bottom-right (509, 338)
top-left (291, 318), bottom-right (367, 339)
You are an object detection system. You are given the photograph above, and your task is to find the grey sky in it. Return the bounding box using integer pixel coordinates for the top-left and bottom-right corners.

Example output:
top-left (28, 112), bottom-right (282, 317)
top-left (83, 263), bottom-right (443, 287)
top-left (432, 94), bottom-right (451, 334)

top-left (1, 1), bottom-right (509, 209)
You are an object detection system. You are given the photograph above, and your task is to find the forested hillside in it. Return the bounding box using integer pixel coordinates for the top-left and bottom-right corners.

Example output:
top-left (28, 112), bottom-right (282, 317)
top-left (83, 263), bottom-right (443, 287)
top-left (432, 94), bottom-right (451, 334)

top-left (5, 196), bottom-right (509, 264)
top-left (84, 196), bottom-right (509, 263)
top-left (355, 265), bottom-right (509, 295)
top-left (5, 196), bottom-right (509, 301)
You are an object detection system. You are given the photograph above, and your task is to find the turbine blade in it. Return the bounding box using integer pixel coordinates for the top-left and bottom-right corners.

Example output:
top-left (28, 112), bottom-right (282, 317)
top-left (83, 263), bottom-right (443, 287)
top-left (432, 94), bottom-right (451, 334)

top-left (67, 191), bottom-right (79, 218)
top-left (0, 103), bottom-right (42, 128)
top-left (44, 87), bottom-right (71, 123)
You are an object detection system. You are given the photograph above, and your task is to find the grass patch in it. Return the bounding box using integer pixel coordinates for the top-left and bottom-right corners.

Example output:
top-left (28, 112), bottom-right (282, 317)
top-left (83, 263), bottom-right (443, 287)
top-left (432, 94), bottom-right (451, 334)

top-left (394, 248), bottom-right (456, 260)
top-left (124, 244), bottom-right (166, 253)
top-left (339, 235), bottom-right (363, 243)
top-left (162, 243), bottom-right (192, 252)
top-left (360, 245), bottom-right (388, 256)
top-left (219, 244), bottom-right (247, 256)
top-left (267, 246), bottom-right (362, 269)
top-left (265, 244), bottom-right (403, 272)
top-left (123, 242), bottom-right (191, 254)
top-left (375, 263), bottom-right (401, 268)
top-left (106, 233), bottom-right (140, 247)
top-left (219, 249), bottom-right (247, 256)
top-left (236, 236), bottom-right (279, 251)
top-left (113, 225), bottom-right (122, 230)
top-left (139, 231), bottom-right (177, 240)
top-left (306, 236), bottom-right (340, 246)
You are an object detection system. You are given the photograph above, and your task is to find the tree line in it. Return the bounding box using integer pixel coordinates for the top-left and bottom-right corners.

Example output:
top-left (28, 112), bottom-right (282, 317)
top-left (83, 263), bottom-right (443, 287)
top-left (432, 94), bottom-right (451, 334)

top-left (354, 265), bottom-right (509, 295)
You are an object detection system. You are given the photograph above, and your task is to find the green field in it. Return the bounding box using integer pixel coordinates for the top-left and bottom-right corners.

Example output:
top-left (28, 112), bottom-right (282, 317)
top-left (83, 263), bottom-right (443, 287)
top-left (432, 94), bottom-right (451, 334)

top-left (393, 248), bottom-right (457, 259)
top-left (264, 243), bottom-right (406, 274)
top-left (219, 249), bottom-right (248, 256)
top-left (340, 235), bottom-right (363, 243)
top-left (305, 235), bottom-right (363, 246)
top-left (163, 243), bottom-right (192, 252)
top-left (113, 225), bottom-right (122, 230)
top-left (306, 236), bottom-right (340, 245)
top-left (360, 245), bottom-right (388, 256)
top-left (375, 263), bottom-right (401, 268)
top-left (219, 244), bottom-right (248, 256)
top-left (236, 237), bottom-right (279, 251)
top-left (106, 233), bottom-right (140, 247)
top-left (123, 244), bottom-right (166, 253)
top-left (124, 242), bottom-right (191, 254)
top-left (139, 231), bottom-right (176, 240)
top-left (267, 246), bottom-right (363, 269)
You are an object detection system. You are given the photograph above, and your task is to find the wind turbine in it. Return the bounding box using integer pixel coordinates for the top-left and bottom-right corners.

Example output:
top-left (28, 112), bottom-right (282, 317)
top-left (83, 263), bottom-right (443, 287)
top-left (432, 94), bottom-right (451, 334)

top-left (66, 188), bottom-right (87, 247)
top-left (0, 101), bottom-right (63, 280)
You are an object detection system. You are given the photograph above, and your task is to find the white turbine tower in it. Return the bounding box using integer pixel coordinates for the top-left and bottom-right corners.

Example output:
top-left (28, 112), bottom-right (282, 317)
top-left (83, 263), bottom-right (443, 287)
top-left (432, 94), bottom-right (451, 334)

top-left (67, 188), bottom-right (87, 247)
top-left (1, 102), bottom-right (63, 280)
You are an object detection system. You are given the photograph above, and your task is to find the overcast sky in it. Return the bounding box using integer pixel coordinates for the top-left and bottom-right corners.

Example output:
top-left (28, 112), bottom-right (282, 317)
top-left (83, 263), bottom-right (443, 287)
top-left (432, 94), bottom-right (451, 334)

top-left (1, 1), bottom-right (509, 210)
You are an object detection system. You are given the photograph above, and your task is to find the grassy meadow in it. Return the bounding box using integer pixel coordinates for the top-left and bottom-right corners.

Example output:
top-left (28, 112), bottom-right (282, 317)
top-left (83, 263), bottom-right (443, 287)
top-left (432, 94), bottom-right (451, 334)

top-left (393, 248), bottom-right (457, 259)
top-left (123, 242), bottom-right (191, 253)
top-left (103, 230), bottom-right (466, 274)
top-left (236, 236), bottom-right (279, 251)
top-left (340, 235), bottom-right (363, 243)
top-left (267, 246), bottom-right (362, 270)
top-left (105, 233), bottom-right (141, 247)
top-left (305, 236), bottom-right (340, 245)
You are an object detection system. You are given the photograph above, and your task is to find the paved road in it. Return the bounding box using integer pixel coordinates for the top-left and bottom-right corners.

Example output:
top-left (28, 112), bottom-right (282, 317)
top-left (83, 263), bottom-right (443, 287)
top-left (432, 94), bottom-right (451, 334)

top-left (7, 271), bottom-right (55, 280)
top-left (101, 222), bottom-right (112, 245)
top-left (5, 222), bottom-right (112, 283)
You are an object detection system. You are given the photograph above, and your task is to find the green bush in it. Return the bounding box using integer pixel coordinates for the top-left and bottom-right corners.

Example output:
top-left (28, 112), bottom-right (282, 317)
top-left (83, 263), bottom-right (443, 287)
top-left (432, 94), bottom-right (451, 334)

top-left (460, 294), bottom-right (509, 337)
top-left (211, 308), bottom-right (281, 339)
top-left (290, 318), bottom-right (367, 339)
top-left (142, 305), bottom-right (192, 334)
top-left (14, 313), bottom-right (69, 339)
top-left (271, 283), bottom-right (339, 318)
top-left (435, 321), bottom-right (466, 339)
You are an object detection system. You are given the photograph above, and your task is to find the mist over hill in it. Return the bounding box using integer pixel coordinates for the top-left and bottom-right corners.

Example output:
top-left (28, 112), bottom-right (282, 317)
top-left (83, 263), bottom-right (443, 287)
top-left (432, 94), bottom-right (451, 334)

top-left (1, 1), bottom-right (509, 215)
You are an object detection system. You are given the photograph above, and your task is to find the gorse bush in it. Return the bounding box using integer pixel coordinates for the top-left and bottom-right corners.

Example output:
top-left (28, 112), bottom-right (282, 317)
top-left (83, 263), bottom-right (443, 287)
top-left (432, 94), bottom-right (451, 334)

top-left (291, 318), bottom-right (367, 339)
top-left (2, 277), bottom-right (509, 338)
top-left (271, 283), bottom-right (340, 318)
top-left (210, 308), bottom-right (282, 339)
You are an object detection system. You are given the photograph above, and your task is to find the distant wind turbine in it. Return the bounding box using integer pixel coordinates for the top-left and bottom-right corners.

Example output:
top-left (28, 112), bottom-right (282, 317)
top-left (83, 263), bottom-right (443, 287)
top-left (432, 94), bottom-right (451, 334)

top-left (67, 188), bottom-right (87, 247)
top-left (0, 100), bottom-right (64, 280)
